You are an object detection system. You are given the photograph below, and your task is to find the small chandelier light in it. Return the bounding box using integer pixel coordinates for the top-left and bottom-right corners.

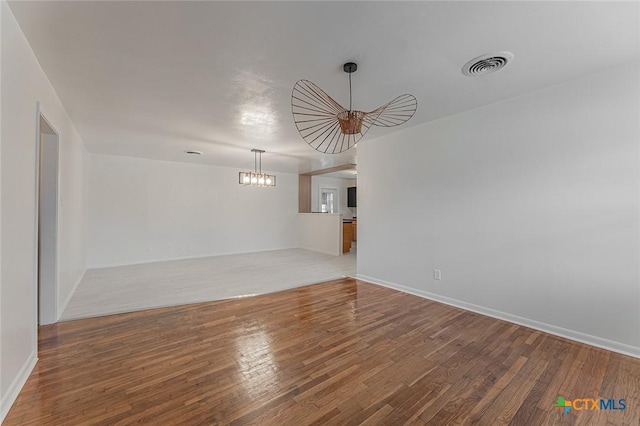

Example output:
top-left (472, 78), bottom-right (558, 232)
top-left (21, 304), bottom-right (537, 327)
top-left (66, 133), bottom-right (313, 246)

top-left (292, 62), bottom-right (417, 154)
top-left (239, 149), bottom-right (276, 187)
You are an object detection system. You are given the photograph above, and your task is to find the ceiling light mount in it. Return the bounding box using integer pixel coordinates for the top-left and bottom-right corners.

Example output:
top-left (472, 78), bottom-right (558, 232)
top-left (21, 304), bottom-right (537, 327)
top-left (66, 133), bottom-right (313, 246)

top-left (292, 62), bottom-right (417, 154)
top-left (343, 62), bottom-right (357, 73)
top-left (239, 149), bottom-right (276, 187)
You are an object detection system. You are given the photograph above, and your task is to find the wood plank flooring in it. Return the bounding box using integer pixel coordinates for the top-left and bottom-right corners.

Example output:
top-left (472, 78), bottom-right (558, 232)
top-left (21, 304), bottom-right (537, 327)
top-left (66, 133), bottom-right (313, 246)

top-left (5, 278), bottom-right (640, 425)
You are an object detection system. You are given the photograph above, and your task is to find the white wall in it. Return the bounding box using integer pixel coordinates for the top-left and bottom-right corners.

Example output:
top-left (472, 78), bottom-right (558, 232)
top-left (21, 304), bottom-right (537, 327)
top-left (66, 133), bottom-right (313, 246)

top-left (86, 154), bottom-right (299, 267)
top-left (0, 1), bottom-right (4, 411)
top-left (311, 175), bottom-right (357, 218)
top-left (298, 213), bottom-right (342, 256)
top-left (357, 61), bottom-right (640, 357)
top-left (1, 1), bottom-right (88, 419)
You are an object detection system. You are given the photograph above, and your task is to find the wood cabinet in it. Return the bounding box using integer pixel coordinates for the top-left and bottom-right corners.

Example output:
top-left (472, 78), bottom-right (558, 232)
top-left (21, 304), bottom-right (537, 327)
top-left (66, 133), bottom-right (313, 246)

top-left (343, 223), bottom-right (353, 253)
top-left (352, 220), bottom-right (357, 242)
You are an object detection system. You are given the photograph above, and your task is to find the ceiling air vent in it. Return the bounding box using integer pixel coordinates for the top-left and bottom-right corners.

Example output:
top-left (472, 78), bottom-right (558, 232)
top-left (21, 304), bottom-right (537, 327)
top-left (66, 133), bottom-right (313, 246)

top-left (462, 52), bottom-right (514, 77)
top-left (184, 150), bottom-right (203, 155)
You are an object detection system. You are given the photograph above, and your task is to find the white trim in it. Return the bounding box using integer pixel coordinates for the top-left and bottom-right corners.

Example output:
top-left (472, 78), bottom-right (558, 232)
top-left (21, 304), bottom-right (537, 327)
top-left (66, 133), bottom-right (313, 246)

top-left (57, 268), bottom-right (86, 320)
top-left (35, 106), bottom-right (60, 325)
top-left (356, 274), bottom-right (640, 359)
top-left (0, 351), bottom-right (37, 423)
top-left (33, 102), bottom-right (41, 346)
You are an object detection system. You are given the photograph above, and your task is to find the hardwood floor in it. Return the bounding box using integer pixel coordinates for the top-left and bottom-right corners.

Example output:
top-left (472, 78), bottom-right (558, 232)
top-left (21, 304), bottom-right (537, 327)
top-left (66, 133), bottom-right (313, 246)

top-left (5, 278), bottom-right (639, 425)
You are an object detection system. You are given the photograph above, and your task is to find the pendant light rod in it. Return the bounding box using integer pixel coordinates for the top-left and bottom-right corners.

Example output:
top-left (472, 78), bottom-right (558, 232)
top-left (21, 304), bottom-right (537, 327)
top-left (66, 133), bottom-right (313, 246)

top-left (349, 71), bottom-right (352, 112)
top-left (343, 62), bottom-right (357, 112)
top-left (251, 149), bottom-right (265, 173)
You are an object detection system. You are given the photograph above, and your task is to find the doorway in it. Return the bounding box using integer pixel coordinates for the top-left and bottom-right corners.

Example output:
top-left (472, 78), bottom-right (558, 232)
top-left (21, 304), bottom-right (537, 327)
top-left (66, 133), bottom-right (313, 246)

top-left (320, 187), bottom-right (339, 213)
top-left (37, 113), bottom-right (59, 325)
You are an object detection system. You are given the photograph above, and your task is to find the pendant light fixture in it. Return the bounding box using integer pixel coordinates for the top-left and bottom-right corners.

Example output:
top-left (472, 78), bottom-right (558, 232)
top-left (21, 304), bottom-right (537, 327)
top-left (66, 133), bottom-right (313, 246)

top-left (291, 62), bottom-right (417, 154)
top-left (239, 149), bottom-right (276, 187)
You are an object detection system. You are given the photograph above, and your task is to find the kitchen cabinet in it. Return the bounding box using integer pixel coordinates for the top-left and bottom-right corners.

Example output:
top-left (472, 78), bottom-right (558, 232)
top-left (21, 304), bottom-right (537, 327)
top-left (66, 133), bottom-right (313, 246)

top-left (352, 220), bottom-right (357, 242)
top-left (343, 222), bottom-right (353, 253)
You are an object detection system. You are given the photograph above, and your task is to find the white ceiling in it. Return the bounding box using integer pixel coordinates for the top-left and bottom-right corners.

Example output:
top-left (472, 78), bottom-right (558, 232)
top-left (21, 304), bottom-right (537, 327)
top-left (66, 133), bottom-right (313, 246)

top-left (8, 1), bottom-right (639, 173)
top-left (321, 170), bottom-right (358, 180)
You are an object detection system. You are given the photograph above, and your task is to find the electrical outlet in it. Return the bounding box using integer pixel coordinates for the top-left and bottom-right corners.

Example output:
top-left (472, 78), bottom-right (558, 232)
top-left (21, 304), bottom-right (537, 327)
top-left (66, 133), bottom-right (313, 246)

top-left (433, 269), bottom-right (442, 281)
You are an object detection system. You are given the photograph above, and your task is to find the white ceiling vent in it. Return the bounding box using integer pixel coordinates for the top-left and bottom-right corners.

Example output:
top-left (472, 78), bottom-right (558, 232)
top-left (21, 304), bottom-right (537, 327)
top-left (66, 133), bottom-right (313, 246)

top-left (462, 52), bottom-right (514, 77)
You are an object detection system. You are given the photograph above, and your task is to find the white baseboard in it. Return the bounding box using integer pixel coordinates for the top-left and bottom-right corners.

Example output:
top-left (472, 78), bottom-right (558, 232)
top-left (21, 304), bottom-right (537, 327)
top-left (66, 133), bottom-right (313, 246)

top-left (58, 268), bottom-right (86, 320)
top-left (356, 274), bottom-right (640, 359)
top-left (0, 351), bottom-right (37, 423)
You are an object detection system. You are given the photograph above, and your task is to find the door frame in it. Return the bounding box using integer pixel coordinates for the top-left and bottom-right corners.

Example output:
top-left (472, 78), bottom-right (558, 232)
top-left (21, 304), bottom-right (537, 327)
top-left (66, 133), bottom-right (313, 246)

top-left (34, 103), bottom-right (60, 328)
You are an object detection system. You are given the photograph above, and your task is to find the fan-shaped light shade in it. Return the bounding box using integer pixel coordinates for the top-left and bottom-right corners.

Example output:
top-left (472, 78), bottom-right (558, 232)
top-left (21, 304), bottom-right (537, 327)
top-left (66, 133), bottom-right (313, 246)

top-left (291, 78), bottom-right (417, 154)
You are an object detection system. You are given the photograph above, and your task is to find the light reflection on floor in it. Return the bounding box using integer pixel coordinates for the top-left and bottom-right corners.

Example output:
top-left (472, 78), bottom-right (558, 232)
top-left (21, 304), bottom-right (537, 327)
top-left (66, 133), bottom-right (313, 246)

top-left (235, 322), bottom-right (279, 400)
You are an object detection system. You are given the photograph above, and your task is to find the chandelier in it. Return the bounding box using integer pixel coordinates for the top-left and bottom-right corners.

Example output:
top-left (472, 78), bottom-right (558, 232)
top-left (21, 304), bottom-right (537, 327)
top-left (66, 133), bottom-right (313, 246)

top-left (239, 149), bottom-right (276, 187)
top-left (292, 62), bottom-right (417, 154)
